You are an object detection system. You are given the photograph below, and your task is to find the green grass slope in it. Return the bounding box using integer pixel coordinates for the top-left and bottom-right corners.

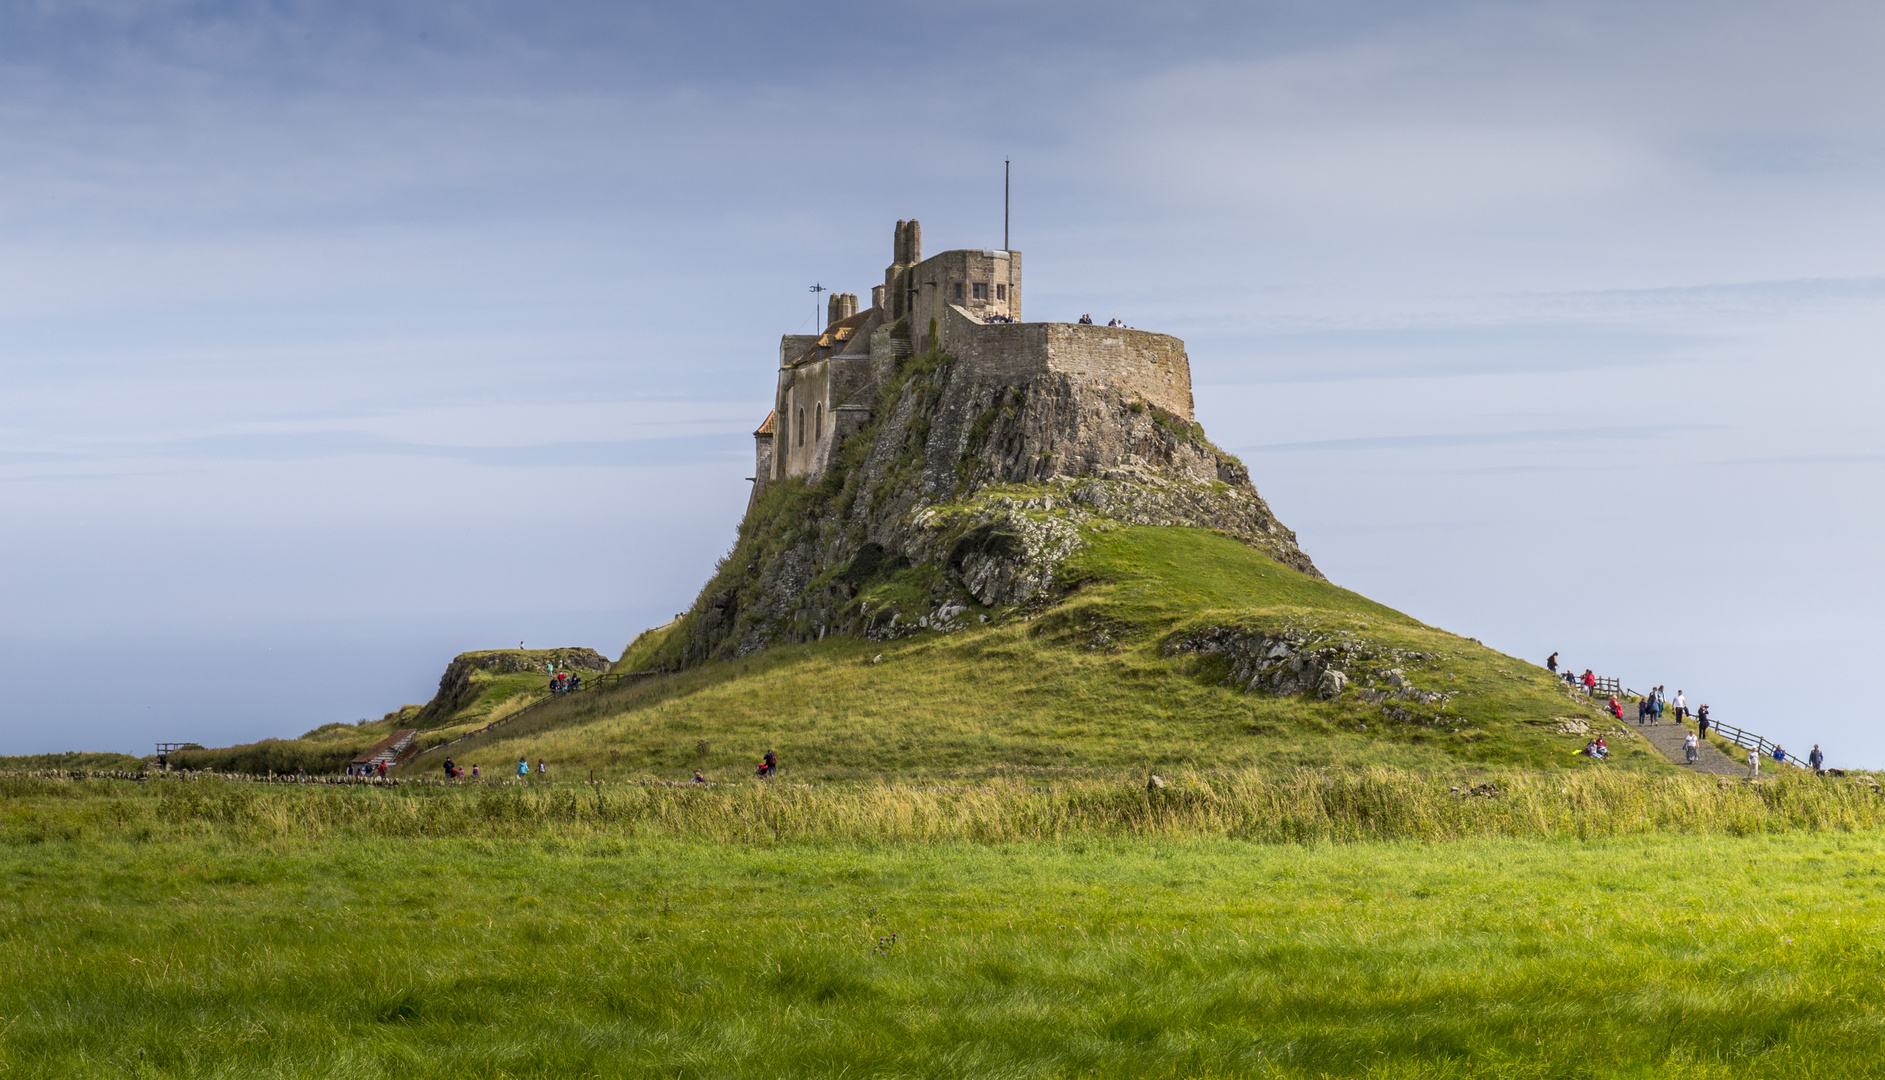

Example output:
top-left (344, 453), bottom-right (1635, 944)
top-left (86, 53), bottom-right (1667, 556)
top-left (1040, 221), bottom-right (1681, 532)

top-left (413, 525), bottom-right (1638, 781)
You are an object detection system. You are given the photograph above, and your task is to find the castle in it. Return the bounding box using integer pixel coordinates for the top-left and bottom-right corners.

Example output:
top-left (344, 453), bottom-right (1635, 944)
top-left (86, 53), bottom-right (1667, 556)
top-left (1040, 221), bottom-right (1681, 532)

top-left (751, 219), bottom-right (1196, 499)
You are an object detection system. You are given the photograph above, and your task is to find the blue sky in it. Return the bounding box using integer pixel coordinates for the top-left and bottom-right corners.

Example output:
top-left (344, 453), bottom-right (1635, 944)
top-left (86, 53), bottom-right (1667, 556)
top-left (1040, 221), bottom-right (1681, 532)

top-left (3, 1), bottom-right (1883, 764)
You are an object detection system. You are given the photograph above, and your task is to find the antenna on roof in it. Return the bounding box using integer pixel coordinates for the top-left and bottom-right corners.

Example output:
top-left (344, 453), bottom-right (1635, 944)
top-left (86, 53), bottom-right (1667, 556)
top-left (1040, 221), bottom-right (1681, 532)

top-left (1004, 160), bottom-right (1010, 252)
top-left (809, 282), bottom-right (828, 331)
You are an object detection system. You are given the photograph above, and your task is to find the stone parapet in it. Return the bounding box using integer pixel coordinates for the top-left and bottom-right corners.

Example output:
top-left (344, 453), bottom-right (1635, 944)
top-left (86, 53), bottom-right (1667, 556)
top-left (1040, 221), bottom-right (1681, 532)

top-left (935, 304), bottom-right (1194, 421)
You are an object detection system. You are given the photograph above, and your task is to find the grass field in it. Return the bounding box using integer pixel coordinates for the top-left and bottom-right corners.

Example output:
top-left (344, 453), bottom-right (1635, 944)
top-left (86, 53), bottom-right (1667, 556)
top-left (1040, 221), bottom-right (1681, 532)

top-left (4, 775), bottom-right (1885, 1078)
top-left (413, 527), bottom-right (1631, 784)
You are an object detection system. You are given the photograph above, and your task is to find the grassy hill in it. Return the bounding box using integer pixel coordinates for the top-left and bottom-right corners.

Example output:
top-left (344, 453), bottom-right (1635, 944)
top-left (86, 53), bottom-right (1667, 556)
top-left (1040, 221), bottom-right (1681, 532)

top-left (406, 524), bottom-right (1639, 781)
top-left (146, 648), bottom-right (607, 775)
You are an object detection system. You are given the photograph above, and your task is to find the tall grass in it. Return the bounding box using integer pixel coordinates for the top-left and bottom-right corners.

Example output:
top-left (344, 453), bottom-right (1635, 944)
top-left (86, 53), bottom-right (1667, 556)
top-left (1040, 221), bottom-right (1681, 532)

top-left (7, 767), bottom-right (1880, 846)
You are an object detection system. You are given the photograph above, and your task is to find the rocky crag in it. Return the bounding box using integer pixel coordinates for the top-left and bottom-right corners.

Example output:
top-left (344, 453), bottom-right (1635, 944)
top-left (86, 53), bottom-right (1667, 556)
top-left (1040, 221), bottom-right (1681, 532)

top-left (414, 648), bottom-right (610, 728)
top-left (637, 339), bottom-right (1318, 671)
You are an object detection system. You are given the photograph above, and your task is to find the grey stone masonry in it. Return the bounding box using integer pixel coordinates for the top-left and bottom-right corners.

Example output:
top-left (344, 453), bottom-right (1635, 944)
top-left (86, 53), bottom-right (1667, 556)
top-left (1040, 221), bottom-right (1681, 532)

top-left (763, 218), bottom-right (1195, 485)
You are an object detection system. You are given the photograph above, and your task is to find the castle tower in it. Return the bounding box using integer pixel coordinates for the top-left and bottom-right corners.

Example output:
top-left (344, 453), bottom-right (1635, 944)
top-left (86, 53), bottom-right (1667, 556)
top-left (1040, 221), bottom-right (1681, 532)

top-left (884, 219), bottom-right (922, 319)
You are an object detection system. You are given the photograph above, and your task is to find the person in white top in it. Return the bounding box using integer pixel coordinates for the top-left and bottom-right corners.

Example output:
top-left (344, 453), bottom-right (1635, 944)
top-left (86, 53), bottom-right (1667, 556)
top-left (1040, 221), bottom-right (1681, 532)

top-left (1673, 691), bottom-right (1688, 722)
top-left (1684, 731), bottom-right (1699, 764)
top-left (1748, 748), bottom-right (1759, 777)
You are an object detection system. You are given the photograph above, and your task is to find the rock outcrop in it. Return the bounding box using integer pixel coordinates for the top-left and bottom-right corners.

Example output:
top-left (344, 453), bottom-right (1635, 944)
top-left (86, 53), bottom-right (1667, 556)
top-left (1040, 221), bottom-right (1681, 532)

top-left (1162, 624), bottom-right (1454, 722)
top-left (413, 648), bottom-right (609, 728)
top-left (664, 343), bottom-right (1318, 668)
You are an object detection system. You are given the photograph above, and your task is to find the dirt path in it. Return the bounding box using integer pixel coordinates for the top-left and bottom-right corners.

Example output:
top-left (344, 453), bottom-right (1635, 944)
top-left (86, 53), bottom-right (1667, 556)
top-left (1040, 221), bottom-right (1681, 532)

top-left (1630, 717), bottom-right (1747, 776)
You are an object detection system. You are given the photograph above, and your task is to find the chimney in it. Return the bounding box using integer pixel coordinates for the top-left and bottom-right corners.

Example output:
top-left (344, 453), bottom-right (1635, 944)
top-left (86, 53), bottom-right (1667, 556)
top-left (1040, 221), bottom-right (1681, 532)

top-left (827, 291), bottom-right (858, 325)
top-left (870, 284), bottom-right (885, 310)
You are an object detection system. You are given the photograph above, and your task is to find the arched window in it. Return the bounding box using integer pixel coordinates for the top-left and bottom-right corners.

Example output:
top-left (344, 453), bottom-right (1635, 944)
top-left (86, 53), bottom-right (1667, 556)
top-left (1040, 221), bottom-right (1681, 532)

top-left (797, 408), bottom-right (805, 446)
top-left (815, 403), bottom-right (823, 440)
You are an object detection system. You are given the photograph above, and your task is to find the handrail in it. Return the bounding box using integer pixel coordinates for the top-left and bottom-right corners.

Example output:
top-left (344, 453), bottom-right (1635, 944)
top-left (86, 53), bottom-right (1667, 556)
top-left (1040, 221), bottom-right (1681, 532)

top-left (1701, 717), bottom-right (1812, 771)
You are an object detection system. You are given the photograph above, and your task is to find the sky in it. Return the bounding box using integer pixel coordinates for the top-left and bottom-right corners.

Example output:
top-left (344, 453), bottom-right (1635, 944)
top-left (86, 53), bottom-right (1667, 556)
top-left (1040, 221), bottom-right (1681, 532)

top-left (2, 0), bottom-right (1882, 764)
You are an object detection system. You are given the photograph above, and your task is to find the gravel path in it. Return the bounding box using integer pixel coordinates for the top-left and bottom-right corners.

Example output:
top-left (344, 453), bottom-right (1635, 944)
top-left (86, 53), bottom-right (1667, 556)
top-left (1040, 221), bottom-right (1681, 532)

top-left (1630, 717), bottom-right (1748, 776)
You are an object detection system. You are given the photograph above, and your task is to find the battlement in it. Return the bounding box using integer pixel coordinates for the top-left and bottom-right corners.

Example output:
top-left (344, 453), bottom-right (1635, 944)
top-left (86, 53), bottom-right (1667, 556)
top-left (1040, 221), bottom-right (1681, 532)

top-left (750, 218), bottom-right (1195, 505)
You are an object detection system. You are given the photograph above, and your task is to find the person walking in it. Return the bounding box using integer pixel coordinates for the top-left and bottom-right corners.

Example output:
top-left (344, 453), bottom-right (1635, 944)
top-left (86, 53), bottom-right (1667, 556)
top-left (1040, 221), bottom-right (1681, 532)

top-left (537, 759), bottom-right (547, 777)
top-left (517, 757), bottom-right (529, 778)
top-left (1673, 690), bottom-right (1687, 722)
top-left (1547, 652), bottom-right (1559, 673)
top-left (1809, 744), bottom-right (1825, 771)
top-left (1582, 670), bottom-right (1597, 695)
top-left (1697, 705), bottom-right (1710, 737)
top-left (1748, 747), bottom-right (1759, 778)
top-left (1684, 731), bottom-right (1699, 764)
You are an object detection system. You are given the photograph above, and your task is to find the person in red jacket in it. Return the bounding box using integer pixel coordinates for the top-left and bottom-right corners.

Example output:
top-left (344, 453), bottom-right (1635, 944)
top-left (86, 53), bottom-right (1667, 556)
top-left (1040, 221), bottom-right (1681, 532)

top-left (1608, 696), bottom-right (1623, 720)
top-left (1582, 669), bottom-right (1596, 691)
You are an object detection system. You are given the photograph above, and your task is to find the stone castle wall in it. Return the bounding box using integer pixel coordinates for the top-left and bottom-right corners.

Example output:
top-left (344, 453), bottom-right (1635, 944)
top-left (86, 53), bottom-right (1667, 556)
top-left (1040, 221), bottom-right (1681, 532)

top-left (935, 304), bottom-right (1194, 421)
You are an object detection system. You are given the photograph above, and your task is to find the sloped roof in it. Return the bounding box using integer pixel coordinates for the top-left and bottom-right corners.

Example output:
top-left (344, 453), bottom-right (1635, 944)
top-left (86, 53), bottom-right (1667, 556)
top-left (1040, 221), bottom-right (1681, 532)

top-left (790, 307), bottom-right (876, 368)
top-left (754, 410), bottom-right (775, 437)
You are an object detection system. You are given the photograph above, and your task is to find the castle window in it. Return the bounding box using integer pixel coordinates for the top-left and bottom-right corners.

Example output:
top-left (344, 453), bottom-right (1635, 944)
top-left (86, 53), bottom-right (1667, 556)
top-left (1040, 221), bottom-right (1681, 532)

top-left (797, 408), bottom-right (805, 447)
top-left (996, 284), bottom-right (1006, 301)
top-left (972, 283), bottom-right (988, 300)
top-left (953, 283), bottom-right (964, 300)
top-left (815, 403), bottom-right (823, 440)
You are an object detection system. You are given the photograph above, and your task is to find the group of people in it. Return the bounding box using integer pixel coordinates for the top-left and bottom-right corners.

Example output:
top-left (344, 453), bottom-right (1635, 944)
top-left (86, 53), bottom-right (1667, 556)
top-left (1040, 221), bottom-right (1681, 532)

top-left (1551, 650), bottom-right (1832, 776)
top-left (345, 761), bottom-right (390, 777)
top-left (1073, 315), bottom-right (1134, 328)
top-left (1634, 686), bottom-right (1686, 726)
top-left (1547, 653), bottom-right (1599, 696)
top-left (548, 671), bottom-right (584, 694)
top-left (982, 313), bottom-right (1016, 323)
top-left (440, 759), bottom-right (479, 779)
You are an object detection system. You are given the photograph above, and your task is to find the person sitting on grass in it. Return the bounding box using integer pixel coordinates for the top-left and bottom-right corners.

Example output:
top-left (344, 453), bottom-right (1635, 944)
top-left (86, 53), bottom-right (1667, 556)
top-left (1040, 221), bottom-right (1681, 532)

top-left (1609, 697), bottom-right (1623, 720)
